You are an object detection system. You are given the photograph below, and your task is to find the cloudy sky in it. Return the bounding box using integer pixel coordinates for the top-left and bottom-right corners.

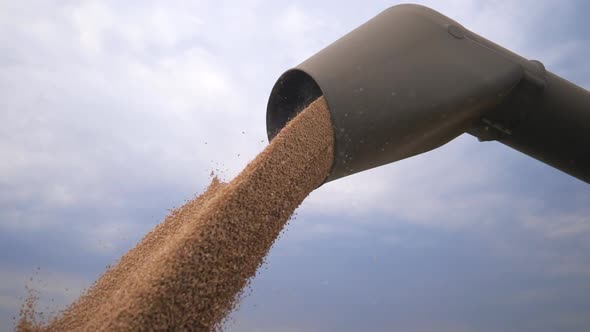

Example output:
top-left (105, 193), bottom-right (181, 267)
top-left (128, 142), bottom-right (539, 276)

top-left (1, 0), bottom-right (589, 331)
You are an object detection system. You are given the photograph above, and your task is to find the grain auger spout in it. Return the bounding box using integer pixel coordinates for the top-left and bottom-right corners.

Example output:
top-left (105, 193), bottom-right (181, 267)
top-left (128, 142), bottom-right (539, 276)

top-left (266, 4), bottom-right (590, 183)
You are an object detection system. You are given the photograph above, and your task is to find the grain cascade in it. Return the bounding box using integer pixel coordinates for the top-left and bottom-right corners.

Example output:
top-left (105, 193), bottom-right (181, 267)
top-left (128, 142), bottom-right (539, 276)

top-left (19, 97), bottom-right (334, 331)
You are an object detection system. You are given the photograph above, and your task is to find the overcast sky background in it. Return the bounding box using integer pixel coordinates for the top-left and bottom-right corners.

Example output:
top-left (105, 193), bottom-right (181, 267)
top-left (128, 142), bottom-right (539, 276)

top-left (1, 0), bottom-right (589, 331)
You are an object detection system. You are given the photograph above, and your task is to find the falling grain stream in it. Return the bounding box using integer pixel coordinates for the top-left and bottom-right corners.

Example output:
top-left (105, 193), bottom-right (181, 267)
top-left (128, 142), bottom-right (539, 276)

top-left (18, 97), bottom-right (334, 331)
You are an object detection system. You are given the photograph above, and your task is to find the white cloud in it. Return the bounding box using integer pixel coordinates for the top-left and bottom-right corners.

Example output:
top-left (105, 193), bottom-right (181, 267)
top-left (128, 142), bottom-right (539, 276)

top-left (0, 0), bottom-right (586, 249)
top-left (70, 2), bottom-right (114, 55)
top-left (0, 0), bottom-right (586, 241)
top-left (524, 210), bottom-right (590, 238)
top-left (305, 136), bottom-right (527, 227)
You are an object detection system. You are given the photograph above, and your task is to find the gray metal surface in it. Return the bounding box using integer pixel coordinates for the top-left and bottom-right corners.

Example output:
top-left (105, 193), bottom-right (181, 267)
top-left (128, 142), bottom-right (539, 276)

top-left (267, 4), bottom-right (590, 183)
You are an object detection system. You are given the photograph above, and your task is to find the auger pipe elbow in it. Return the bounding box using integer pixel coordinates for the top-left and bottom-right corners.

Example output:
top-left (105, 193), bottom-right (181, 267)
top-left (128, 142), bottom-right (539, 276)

top-left (267, 4), bottom-right (590, 183)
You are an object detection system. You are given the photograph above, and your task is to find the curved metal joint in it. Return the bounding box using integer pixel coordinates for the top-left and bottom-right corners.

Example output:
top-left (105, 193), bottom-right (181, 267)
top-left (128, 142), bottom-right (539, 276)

top-left (267, 4), bottom-right (523, 182)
